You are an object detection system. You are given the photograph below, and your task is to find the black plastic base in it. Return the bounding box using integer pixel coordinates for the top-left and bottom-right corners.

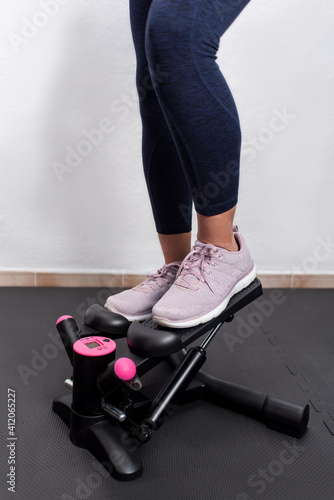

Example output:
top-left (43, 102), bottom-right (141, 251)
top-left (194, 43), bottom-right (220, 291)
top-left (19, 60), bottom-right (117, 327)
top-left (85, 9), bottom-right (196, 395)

top-left (53, 375), bottom-right (309, 480)
top-left (262, 394), bottom-right (310, 438)
top-left (53, 394), bottom-right (142, 481)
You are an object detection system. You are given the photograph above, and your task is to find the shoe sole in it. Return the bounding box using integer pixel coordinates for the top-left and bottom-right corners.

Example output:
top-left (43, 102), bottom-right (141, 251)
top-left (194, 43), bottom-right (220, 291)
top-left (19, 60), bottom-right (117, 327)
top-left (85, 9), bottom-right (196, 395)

top-left (152, 264), bottom-right (257, 329)
top-left (104, 303), bottom-right (152, 322)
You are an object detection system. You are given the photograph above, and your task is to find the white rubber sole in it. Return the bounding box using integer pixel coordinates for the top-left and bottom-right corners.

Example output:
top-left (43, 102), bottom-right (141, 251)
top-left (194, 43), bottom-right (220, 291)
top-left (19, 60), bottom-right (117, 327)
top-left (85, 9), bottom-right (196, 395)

top-left (152, 265), bottom-right (257, 329)
top-left (104, 303), bottom-right (152, 322)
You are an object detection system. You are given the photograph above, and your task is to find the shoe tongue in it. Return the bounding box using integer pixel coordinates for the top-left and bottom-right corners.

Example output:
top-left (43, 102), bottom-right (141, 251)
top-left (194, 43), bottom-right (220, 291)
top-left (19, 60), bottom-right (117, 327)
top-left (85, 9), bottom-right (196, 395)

top-left (164, 264), bottom-right (180, 277)
top-left (194, 240), bottom-right (219, 255)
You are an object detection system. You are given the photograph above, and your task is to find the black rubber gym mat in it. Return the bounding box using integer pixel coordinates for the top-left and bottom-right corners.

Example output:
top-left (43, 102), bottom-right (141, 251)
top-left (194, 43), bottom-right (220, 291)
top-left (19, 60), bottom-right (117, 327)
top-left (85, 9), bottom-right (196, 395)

top-left (1, 286), bottom-right (334, 500)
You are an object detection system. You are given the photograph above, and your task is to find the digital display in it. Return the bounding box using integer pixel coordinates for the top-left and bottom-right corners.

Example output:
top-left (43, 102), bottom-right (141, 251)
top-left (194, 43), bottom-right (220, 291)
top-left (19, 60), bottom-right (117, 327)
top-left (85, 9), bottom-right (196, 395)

top-left (85, 341), bottom-right (100, 349)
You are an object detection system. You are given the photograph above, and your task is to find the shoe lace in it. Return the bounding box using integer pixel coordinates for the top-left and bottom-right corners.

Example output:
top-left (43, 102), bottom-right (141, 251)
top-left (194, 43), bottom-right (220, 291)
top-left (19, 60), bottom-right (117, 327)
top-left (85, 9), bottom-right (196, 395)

top-left (174, 244), bottom-right (220, 293)
top-left (133, 261), bottom-right (180, 294)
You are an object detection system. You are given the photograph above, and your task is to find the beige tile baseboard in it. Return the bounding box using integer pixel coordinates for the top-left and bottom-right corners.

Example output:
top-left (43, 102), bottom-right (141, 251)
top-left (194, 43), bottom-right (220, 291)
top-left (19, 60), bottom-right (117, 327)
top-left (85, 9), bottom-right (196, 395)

top-left (0, 271), bottom-right (333, 288)
top-left (258, 274), bottom-right (334, 289)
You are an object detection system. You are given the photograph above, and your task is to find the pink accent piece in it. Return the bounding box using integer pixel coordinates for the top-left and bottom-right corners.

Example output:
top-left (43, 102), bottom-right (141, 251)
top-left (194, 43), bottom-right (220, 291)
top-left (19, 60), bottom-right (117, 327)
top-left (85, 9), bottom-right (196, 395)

top-left (114, 358), bottom-right (137, 381)
top-left (73, 336), bottom-right (116, 357)
top-left (56, 315), bottom-right (73, 325)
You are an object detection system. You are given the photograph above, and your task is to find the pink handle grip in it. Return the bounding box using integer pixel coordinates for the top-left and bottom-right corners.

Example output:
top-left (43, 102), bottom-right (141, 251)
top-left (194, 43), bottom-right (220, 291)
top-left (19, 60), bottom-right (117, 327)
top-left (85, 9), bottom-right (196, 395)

top-left (56, 315), bottom-right (74, 325)
top-left (114, 358), bottom-right (137, 381)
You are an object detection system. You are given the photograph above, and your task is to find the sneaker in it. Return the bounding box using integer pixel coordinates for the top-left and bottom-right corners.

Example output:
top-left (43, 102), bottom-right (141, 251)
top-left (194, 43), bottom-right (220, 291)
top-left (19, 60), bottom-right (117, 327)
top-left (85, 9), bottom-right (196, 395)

top-left (152, 226), bottom-right (256, 328)
top-left (104, 261), bottom-right (181, 321)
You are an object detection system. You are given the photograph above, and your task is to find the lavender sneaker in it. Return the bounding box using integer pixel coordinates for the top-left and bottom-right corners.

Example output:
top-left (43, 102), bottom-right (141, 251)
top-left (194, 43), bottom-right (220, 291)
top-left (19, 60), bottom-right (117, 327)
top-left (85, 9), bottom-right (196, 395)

top-left (104, 261), bottom-right (181, 321)
top-left (152, 226), bottom-right (256, 328)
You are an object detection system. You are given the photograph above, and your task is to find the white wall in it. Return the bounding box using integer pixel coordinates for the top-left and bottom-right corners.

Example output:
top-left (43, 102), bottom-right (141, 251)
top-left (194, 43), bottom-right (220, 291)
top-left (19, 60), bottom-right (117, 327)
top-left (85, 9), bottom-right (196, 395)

top-left (1, 0), bottom-right (333, 276)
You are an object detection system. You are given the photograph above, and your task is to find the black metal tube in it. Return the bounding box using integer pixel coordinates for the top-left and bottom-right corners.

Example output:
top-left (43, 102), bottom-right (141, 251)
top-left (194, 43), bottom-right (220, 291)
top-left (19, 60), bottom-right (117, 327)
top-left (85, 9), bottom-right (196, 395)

top-left (197, 371), bottom-right (309, 437)
top-left (197, 370), bottom-right (266, 420)
top-left (200, 322), bottom-right (223, 350)
top-left (56, 316), bottom-right (80, 365)
top-left (143, 347), bottom-right (206, 430)
top-left (97, 360), bottom-right (122, 395)
top-left (72, 348), bottom-right (115, 416)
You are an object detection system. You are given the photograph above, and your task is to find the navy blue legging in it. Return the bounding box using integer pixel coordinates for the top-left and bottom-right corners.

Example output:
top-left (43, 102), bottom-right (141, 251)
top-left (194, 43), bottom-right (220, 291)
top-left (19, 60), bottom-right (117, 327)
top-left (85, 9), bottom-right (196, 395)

top-left (129, 0), bottom-right (251, 234)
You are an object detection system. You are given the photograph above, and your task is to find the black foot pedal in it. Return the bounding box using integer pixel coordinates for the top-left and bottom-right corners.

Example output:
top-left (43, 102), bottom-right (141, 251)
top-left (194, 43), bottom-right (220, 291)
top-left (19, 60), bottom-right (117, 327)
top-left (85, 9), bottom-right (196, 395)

top-left (128, 278), bottom-right (263, 358)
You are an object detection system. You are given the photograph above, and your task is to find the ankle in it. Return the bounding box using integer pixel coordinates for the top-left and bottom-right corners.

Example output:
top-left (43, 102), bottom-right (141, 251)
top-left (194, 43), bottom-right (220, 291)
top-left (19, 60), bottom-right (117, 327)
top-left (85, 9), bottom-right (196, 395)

top-left (158, 232), bottom-right (191, 266)
top-left (224, 238), bottom-right (239, 252)
top-left (198, 236), bottom-right (239, 252)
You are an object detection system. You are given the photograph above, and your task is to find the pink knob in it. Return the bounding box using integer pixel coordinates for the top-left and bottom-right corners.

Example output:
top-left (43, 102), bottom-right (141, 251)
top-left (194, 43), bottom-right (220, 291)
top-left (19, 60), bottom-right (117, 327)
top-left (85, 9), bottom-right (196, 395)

top-left (114, 358), bottom-right (137, 381)
top-left (56, 315), bottom-right (73, 325)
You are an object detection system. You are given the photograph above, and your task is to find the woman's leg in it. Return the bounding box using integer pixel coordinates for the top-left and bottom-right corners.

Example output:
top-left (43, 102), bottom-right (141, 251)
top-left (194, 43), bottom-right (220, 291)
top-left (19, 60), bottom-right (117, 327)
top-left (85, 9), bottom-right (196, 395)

top-left (105, 0), bottom-right (193, 319)
top-left (143, 0), bottom-right (256, 328)
top-left (144, 0), bottom-right (252, 228)
top-left (129, 0), bottom-right (192, 264)
top-left (106, 0), bottom-right (254, 323)
top-left (130, 0), bottom-right (251, 262)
